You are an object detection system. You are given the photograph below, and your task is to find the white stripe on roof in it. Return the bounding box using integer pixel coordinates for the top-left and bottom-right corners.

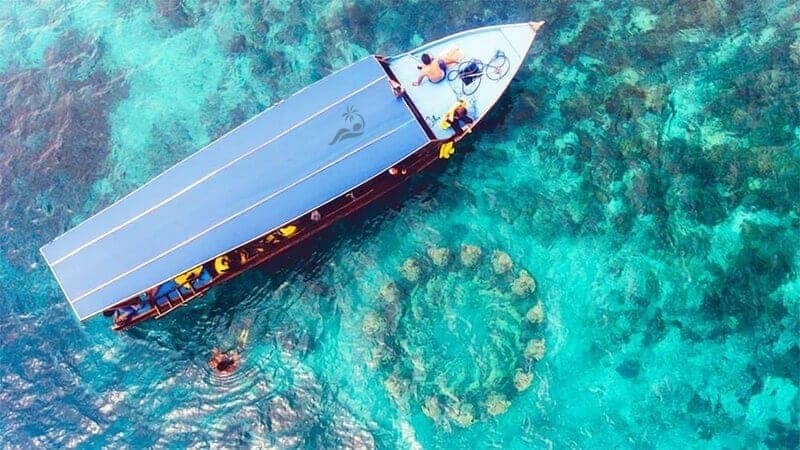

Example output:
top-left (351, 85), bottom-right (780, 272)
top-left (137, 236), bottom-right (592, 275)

top-left (50, 74), bottom-right (388, 267)
top-left (43, 57), bottom-right (374, 249)
top-left (70, 118), bottom-right (416, 307)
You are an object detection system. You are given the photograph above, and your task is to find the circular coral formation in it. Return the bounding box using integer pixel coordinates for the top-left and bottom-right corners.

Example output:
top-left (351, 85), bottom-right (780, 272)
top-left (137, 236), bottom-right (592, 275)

top-left (379, 282), bottom-right (401, 303)
top-left (514, 370), bottom-right (533, 392)
top-left (427, 246), bottom-right (451, 267)
top-left (400, 258), bottom-right (422, 282)
top-left (383, 373), bottom-right (408, 402)
top-left (524, 339), bottom-right (546, 361)
top-left (459, 244), bottom-right (482, 267)
top-left (512, 269), bottom-right (537, 296)
top-left (525, 302), bottom-right (545, 323)
top-left (791, 39), bottom-right (800, 66)
top-left (369, 243), bottom-right (547, 428)
top-left (491, 250), bottom-right (513, 274)
top-left (447, 402), bottom-right (475, 427)
top-left (485, 392), bottom-right (511, 416)
top-left (422, 396), bottom-right (441, 419)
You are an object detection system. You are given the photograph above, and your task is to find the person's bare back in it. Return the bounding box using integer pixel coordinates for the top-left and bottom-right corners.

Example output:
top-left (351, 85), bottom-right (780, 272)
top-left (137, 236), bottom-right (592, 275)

top-left (412, 46), bottom-right (464, 86)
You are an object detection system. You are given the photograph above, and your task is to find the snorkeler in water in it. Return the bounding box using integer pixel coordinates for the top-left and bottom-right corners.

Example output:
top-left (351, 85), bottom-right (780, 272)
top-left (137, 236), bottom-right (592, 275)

top-left (209, 347), bottom-right (240, 375)
top-left (236, 327), bottom-right (249, 352)
top-left (208, 323), bottom-right (251, 375)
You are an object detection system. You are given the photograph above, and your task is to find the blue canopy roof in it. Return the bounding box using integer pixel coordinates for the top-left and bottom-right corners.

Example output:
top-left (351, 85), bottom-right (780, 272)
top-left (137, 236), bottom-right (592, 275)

top-left (41, 57), bottom-right (430, 320)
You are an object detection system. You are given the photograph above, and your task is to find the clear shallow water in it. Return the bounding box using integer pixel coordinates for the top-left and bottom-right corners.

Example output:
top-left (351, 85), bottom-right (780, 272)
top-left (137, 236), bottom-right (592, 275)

top-left (1, 0), bottom-right (799, 448)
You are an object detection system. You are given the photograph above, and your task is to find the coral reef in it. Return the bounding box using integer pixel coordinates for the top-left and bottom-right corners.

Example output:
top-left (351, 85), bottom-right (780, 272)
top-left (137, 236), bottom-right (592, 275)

top-left (491, 251), bottom-right (513, 274)
top-left (422, 396), bottom-right (441, 419)
top-left (400, 258), bottom-right (422, 282)
top-left (485, 393), bottom-right (511, 416)
top-left (379, 282), bottom-right (401, 303)
top-left (513, 370), bottom-right (533, 392)
top-left (361, 312), bottom-right (385, 337)
top-left (459, 244), bottom-right (482, 267)
top-left (525, 302), bottom-right (545, 323)
top-left (426, 247), bottom-right (451, 267)
top-left (365, 243), bottom-right (546, 429)
top-left (511, 270), bottom-right (537, 296)
top-left (447, 402), bottom-right (475, 428)
top-left (524, 339), bottom-right (546, 361)
top-left (0, 31), bottom-right (126, 268)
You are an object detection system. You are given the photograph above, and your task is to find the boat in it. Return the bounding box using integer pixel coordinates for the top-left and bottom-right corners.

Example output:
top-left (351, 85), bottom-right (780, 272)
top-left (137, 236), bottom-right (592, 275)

top-left (40, 22), bottom-right (545, 330)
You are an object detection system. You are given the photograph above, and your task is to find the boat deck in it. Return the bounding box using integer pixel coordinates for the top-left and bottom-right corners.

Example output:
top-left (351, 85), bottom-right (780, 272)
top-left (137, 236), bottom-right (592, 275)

top-left (388, 23), bottom-right (539, 139)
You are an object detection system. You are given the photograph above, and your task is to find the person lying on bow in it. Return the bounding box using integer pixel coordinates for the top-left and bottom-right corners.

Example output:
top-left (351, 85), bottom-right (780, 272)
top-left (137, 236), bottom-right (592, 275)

top-left (412, 46), bottom-right (463, 86)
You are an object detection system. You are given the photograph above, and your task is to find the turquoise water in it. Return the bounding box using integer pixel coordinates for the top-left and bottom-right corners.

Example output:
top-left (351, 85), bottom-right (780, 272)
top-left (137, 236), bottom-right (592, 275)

top-left (1, 0), bottom-right (799, 447)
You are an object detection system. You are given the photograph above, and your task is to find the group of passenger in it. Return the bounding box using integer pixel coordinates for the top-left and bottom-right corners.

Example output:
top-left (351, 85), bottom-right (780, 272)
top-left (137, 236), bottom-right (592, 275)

top-left (410, 47), bottom-right (474, 135)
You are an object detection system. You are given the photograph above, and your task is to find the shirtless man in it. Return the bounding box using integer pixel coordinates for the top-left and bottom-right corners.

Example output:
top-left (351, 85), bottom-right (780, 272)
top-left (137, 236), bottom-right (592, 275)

top-left (209, 347), bottom-right (240, 375)
top-left (412, 47), bottom-right (463, 86)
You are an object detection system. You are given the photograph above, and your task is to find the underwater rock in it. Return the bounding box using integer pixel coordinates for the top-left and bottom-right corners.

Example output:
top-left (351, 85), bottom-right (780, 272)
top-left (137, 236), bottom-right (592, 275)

top-left (525, 302), bottom-right (545, 323)
top-left (422, 396), bottom-right (441, 419)
top-left (447, 402), bottom-right (475, 428)
top-left (460, 244), bottom-right (482, 267)
top-left (361, 312), bottom-right (385, 337)
top-left (791, 40), bottom-right (800, 66)
top-left (491, 251), bottom-right (513, 274)
top-left (616, 359), bottom-right (641, 379)
top-left (512, 270), bottom-right (537, 296)
top-left (627, 7), bottom-right (659, 34)
top-left (383, 374), bottom-right (408, 402)
top-left (229, 34), bottom-right (247, 53)
top-left (366, 347), bottom-right (382, 370)
top-left (514, 370), bottom-right (533, 392)
top-left (485, 393), bottom-right (511, 417)
top-left (155, 0), bottom-right (195, 28)
top-left (524, 339), bottom-right (546, 361)
top-left (401, 258), bottom-right (422, 282)
top-left (379, 282), bottom-right (401, 303)
top-left (426, 247), bottom-right (450, 267)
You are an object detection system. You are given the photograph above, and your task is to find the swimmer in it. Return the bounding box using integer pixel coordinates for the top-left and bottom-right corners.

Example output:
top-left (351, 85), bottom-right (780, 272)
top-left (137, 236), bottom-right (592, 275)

top-left (209, 348), bottom-right (240, 375)
top-left (236, 328), bottom-right (249, 351)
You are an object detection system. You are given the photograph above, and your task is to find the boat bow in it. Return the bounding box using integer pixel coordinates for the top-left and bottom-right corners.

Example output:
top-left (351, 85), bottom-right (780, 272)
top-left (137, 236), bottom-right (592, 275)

top-left (387, 22), bottom-right (544, 138)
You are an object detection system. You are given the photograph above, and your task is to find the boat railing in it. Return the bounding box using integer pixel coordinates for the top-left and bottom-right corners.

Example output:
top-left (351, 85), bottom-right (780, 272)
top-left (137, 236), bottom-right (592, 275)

top-left (110, 147), bottom-right (441, 330)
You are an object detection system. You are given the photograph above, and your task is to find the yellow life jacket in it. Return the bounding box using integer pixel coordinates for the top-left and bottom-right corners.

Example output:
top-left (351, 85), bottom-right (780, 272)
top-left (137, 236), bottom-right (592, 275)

top-left (440, 99), bottom-right (468, 130)
top-left (439, 141), bottom-right (455, 159)
top-left (279, 225), bottom-right (298, 237)
top-left (214, 255), bottom-right (231, 275)
top-left (174, 265), bottom-right (203, 286)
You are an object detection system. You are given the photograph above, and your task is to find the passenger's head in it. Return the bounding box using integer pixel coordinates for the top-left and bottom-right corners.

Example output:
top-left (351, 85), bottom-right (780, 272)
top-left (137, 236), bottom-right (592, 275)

top-left (218, 358), bottom-right (234, 372)
top-left (421, 53), bottom-right (432, 65)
